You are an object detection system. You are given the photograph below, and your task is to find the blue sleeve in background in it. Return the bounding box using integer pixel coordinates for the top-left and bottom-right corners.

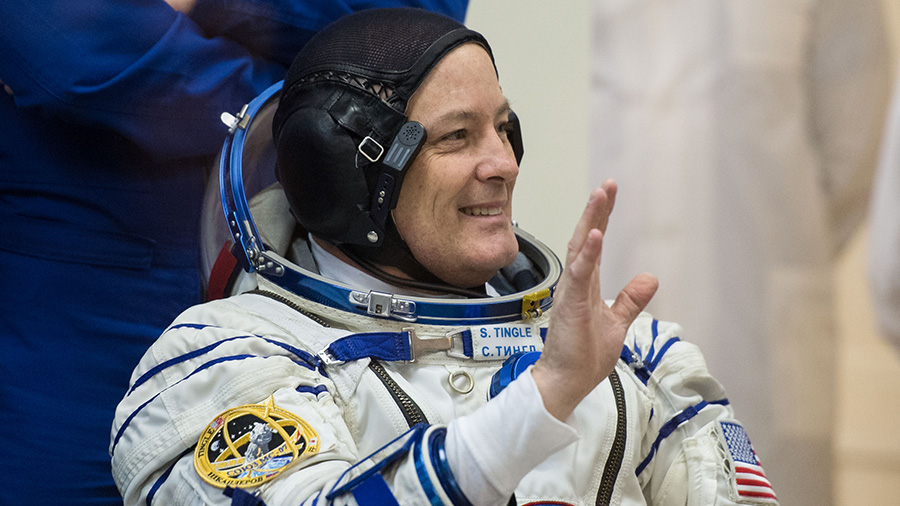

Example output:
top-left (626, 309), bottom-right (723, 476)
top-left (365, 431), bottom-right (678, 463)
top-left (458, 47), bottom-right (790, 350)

top-left (0, 0), bottom-right (285, 159)
top-left (0, 1), bottom-right (467, 504)
top-left (191, 0), bottom-right (469, 68)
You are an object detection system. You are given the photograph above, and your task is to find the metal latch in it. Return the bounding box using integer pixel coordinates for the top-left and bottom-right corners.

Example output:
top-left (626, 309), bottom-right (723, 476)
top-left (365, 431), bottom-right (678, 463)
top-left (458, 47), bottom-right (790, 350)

top-left (349, 290), bottom-right (417, 321)
top-left (220, 104), bottom-right (250, 134)
top-left (521, 288), bottom-right (550, 319)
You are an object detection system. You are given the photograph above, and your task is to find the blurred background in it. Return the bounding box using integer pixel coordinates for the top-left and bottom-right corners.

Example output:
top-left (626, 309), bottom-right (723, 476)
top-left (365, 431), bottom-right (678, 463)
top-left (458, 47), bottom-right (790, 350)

top-left (466, 1), bottom-right (900, 505)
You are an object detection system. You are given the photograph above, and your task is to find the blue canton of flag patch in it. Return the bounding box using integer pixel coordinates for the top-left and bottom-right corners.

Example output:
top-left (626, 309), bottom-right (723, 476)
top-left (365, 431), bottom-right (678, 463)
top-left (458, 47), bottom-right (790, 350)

top-left (718, 421), bottom-right (778, 504)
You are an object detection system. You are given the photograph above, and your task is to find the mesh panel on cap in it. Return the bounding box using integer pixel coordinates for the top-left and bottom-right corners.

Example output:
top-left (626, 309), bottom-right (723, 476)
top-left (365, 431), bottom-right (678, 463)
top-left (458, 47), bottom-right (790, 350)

top-left (285, 8), bottom-right (466, 84)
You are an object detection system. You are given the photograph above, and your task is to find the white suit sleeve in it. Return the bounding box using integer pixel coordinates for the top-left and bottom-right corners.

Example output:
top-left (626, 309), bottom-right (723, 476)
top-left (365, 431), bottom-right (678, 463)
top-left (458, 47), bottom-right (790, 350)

top-left (445, 368), bottom-right (579, 505)
top-left (622, 313), bottom-right (779, 505)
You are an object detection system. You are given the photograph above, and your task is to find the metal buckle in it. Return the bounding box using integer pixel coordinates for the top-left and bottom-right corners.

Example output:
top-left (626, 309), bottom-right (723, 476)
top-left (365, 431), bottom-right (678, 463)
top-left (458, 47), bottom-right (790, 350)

top-left (358, 136), bottom-right (384, 162)
top-left (445, 329), bottom-right (470, 359)
top-left (318, 347), bottom-right (343, 366)
top-left (406, 327), bottom-right (452, 362)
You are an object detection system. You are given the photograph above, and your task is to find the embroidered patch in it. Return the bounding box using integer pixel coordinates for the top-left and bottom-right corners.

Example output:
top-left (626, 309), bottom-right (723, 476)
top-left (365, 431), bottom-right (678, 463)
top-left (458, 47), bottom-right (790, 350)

top-left (716, 421), bottom-right (777, 504)
top-left (194, 397), bottom-right (320, 488)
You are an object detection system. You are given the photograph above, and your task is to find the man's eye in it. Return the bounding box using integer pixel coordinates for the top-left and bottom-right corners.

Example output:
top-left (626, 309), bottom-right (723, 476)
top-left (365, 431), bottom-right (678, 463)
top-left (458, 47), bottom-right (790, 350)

top-left (498, 122), bottom-right (515, 138)
top-left (442, 129), bottom-right (467, 141)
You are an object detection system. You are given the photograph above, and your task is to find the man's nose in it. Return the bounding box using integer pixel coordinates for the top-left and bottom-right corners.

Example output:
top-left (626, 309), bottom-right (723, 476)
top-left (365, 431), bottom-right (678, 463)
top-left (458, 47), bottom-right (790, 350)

top-left (476, 131), bottom-right (519, 182)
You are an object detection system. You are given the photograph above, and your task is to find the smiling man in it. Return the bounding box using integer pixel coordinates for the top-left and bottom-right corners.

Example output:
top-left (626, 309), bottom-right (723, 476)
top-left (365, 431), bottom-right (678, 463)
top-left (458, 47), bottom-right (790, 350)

top-left (111, 8), bottom-right (776, 505)
top-left (390, 43), bottom-right (520, 288)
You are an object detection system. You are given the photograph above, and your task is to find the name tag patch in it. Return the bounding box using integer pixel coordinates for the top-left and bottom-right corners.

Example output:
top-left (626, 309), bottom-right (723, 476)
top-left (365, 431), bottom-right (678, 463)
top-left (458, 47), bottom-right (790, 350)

top-left (194, 396), bottom-right (320, 488)
top-left (471, 323), bottom-right (544, 361)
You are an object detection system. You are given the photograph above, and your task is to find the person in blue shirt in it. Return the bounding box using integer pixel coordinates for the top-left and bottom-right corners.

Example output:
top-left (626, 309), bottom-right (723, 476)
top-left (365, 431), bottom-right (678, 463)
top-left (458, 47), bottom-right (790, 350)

top-left (0, 1), bottom-right (466, 503)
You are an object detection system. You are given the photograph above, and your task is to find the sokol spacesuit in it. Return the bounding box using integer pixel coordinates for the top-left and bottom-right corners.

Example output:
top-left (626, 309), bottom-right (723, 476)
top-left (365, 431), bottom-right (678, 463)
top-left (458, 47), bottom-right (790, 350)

top-left (110, 8), bottom-right (777, 506)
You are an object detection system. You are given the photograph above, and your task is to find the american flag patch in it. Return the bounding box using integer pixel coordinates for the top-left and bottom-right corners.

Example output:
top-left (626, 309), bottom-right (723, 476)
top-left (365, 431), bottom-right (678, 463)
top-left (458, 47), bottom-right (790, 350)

top-left (718, 421), bottom-right (778, 504)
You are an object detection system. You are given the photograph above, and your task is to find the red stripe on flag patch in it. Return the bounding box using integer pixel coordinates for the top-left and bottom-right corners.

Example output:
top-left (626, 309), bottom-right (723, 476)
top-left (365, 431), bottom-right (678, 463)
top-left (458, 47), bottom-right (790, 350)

top-left (720, 421), bottom-right (778, 503)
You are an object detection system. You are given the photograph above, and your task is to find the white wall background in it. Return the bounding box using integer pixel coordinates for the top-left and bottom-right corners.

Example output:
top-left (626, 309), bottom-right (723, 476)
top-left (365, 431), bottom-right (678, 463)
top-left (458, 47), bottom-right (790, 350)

top-left (466, 0), bottom-right (592, 259)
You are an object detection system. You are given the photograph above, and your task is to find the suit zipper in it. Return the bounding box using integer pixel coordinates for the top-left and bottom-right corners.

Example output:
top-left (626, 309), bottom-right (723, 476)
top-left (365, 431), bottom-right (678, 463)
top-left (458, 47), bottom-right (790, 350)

top-left (368, 360), bottom-right (429, 428)
top-left (596, 370), bottom-right (626, 505)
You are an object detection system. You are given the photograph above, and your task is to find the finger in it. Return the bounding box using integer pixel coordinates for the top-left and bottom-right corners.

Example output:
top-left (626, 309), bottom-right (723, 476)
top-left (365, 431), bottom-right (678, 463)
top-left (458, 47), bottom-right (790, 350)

top-left (597, 179), bottom-right (618, 235)
top-left (610, 272), bottom-right (658, 325)
top-left (566, 188), bottom-right (608, 266)
top-left (564, 228), bottom-right (604, 291)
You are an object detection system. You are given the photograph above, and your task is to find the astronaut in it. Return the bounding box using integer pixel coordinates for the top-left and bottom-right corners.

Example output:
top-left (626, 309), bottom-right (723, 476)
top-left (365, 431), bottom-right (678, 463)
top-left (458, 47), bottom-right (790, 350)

top-left (245, 422), bottom-right (275, 462)
top-left (110, 8), bottom-right (777, 506)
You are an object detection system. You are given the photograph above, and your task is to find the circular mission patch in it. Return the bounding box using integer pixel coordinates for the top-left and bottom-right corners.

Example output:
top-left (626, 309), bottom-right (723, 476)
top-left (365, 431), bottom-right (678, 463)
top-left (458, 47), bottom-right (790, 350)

top-left (193, 397), bottom-right (320, 488)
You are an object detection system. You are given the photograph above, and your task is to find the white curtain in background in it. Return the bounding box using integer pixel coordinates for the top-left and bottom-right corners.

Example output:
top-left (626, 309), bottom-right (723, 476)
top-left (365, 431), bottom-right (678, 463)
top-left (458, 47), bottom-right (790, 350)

top-left (590, 1), bottom-right (890, 504)
top-left (870, 67), bottom-right (900, 355)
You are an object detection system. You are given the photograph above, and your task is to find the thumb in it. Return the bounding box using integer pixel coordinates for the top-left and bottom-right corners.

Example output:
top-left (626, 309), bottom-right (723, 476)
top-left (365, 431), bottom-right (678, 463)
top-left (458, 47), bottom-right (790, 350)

top-left (610, 273), bottom-right (658, 325)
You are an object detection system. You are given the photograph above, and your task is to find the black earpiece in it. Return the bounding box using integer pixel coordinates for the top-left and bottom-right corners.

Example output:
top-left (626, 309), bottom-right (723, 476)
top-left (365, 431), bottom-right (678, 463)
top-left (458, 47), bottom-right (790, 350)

top-left (369, 121), bottom-right (426, 229)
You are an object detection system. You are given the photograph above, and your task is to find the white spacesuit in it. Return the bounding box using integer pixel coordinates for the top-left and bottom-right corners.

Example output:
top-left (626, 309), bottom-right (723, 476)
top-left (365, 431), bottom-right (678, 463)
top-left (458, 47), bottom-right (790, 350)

top-left (110, 9), bottom-right (777, 505)
top-left (110, 261), bottom-right (771, 505)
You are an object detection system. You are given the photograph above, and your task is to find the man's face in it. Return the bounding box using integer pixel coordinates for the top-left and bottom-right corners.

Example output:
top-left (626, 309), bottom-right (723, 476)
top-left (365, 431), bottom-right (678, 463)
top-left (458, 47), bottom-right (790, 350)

top-left (393, 43), bottom-right (520, 288)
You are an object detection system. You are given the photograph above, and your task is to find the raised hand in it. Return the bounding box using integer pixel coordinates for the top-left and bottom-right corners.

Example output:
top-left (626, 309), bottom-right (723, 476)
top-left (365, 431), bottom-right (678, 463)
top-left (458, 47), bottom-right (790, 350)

top-left (531, 180), bottom-right (658, 420)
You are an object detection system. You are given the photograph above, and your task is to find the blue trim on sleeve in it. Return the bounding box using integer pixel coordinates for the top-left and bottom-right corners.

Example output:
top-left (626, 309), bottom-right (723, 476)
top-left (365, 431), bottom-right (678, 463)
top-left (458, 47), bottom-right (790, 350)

top-left (326, 425), bottom-right (426, 502)
top-left (635, 398), bottom-right (730, 476)
top-left (620, 319), bottom-right (682, 385)
top-left (299, 491), bottom-right (321, 506)
top-left (146, 447), bottom-right (193, 506)
top-left (620, 346), bottom-right (651, 384)
top-left (428, 428), bottom-right (473, 506)
top-left (646, 320), bottom-right (659, 362)
top-left (295, 384), bottom-right (328, 396)
top-left (113, 354), bottom-right (253, 455)
top-left (413, 431), bottom-right (444, 506)
top-left (648, 337), bottom-right (679, 371)
top-left (223, 486), bottom-right (267, 506)
top-left (129, 329), bottom-right (320, 394)
top-left (643, 319), bottom-right (680, 373)
top-left (351, 474), bottom-right (401, 506)
top-left (488, 351), bottom-right (542, 399)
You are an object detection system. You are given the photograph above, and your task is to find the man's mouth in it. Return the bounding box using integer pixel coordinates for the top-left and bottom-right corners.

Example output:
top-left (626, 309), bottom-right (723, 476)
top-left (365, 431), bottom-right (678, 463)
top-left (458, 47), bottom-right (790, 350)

top-left (461, 206), bottom-right (503, 216)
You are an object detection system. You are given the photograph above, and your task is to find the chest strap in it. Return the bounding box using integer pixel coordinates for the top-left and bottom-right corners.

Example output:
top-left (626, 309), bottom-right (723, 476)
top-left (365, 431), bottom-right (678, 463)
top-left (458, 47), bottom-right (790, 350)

top-left (320, 325), bottom-right (548, 364)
